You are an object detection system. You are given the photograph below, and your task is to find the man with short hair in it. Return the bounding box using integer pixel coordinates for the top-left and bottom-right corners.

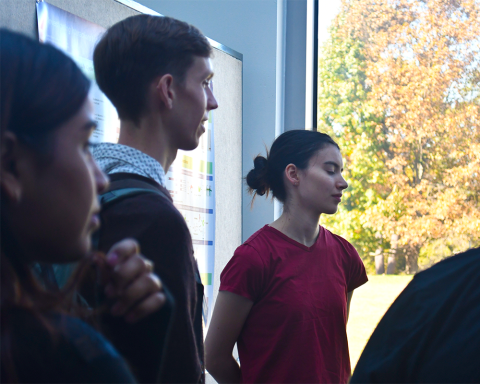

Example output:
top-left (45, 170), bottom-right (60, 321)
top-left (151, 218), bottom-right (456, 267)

top-left (92, 14), bottom-right (218, 383)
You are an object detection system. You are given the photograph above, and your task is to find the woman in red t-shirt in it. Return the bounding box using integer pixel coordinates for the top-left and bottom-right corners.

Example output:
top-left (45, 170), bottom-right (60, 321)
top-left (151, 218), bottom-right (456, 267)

top-left (205, 130), bottom-right (368, 384)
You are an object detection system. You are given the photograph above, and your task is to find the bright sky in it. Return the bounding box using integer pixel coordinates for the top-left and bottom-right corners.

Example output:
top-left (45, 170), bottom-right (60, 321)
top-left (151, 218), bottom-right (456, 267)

top-left (317, 0), bottom-right (342, 47)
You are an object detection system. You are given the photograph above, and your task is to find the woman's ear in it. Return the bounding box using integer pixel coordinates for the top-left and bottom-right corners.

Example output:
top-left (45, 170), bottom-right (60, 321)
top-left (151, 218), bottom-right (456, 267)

top-left (1, 131), bottom-right (23, 203)
top-left (155, 74), bottom-right (175, 110)
top-left (285, 164), bottom-right (300, 186)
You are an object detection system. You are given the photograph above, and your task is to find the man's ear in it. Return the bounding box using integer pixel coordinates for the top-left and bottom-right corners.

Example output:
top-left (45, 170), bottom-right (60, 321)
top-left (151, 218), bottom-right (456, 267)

top-left (1, 131), bottom-right (23, 203)
top-left (285, 164), bottom-right (300, 187)
top-left (155, 74), bottom-right (175, 110)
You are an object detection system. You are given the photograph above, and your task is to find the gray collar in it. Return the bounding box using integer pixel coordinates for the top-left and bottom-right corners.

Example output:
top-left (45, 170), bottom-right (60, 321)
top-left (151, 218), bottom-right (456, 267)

top-left (92, 142), bottom-right (166, 187)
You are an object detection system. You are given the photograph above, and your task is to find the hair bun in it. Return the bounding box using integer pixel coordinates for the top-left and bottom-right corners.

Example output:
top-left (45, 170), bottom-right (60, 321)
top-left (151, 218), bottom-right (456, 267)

top-left (246, 155), bottom-right (270, 196)
top-left (253, 156), bottom-right (268, 171)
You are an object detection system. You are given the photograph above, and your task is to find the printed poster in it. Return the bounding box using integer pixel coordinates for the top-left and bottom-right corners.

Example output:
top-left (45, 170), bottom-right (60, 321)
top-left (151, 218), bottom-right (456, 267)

top-left (37, 1), bottom-right (119, 143)
top-left (165, 108), bottom-right (216, 324)
top-left (37, 1), bottom-right (216, 325)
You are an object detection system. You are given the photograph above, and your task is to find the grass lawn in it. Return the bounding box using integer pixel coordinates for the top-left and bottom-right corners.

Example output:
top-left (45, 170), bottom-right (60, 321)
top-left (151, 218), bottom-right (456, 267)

top-left (347, 275), bottom-right (413, 370)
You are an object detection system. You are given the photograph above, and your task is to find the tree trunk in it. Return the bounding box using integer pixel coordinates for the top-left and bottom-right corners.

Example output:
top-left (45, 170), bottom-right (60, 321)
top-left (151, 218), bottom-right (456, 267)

top-left (405, 243), bottom-right (419, 274)
top-left (386, 234), bottom-right (399, 274)
top-left (375, 248), bottom-right (385, 274)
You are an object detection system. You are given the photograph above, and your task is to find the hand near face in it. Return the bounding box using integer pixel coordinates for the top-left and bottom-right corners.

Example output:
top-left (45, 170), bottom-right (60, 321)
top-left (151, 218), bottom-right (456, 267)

top-left (92, 238), bottom-right (166, 323)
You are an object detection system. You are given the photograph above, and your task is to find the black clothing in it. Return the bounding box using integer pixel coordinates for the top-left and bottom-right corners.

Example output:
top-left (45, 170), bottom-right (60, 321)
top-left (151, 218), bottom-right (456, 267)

top-left (98, 292), bottom-right (174, 384)
top-left (99, 173), bottom-right (204, 384)
top-left (351, 247), bottom-right (480, 383)
top-left (3, 308), bottom-right (136, 383)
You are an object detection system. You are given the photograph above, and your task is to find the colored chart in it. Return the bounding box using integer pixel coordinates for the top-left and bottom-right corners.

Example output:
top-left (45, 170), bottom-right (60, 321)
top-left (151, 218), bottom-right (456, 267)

top-left (166, 108), bottom-right (216, 324)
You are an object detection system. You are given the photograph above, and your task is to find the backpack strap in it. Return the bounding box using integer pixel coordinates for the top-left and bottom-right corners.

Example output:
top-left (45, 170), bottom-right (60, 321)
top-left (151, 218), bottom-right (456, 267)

top-left (99, 187), bottom-right (169, 208)
top-left (92, 179), bottom-right (170, 250)
top-left (102, 178), bottom-right (170, 205)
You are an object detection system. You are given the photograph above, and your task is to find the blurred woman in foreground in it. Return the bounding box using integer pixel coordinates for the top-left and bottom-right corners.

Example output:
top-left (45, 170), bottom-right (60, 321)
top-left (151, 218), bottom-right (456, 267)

top-left (1, 29), bottom-right (164, 383)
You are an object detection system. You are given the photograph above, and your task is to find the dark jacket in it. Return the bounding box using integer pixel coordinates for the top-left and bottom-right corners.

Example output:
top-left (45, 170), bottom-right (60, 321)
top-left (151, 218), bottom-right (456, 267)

top-left (3, 308), bottom-right (136, 383)
top-left (98, 173), bottom-right (205, 384)
top-left (351, 247), bottom-right (480, 383)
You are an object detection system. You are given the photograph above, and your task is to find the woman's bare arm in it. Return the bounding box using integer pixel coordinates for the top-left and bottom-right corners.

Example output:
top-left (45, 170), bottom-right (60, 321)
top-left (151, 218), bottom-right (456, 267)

top-left (205, 291), bottom-right (253, 384)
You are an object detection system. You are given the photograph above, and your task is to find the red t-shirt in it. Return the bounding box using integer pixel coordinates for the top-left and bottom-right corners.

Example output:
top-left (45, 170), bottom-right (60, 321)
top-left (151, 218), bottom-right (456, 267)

top-left (219, 225), bottom-right (368, 384)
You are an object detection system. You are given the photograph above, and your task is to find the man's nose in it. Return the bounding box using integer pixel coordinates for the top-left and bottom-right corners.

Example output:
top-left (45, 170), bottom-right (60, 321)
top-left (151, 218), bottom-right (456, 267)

top-left (207, 87), bottom-right (218, 111)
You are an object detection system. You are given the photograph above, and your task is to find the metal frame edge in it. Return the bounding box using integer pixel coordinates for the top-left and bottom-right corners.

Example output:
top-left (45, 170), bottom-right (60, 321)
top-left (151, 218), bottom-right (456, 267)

top-left (113, 0), bottom-right (243, 61)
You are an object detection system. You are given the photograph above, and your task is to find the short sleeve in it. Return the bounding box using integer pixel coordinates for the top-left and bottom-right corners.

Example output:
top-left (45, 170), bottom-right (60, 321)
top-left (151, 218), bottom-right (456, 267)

top-left (345, 243), bottom-right (368, 292)
top-left (219, 244), bottom-right (266, 302)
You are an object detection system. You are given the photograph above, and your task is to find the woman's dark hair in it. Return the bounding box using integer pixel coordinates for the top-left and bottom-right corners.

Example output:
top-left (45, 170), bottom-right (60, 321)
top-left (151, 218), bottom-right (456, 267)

top-left (246, 130), bottom-right (340, 203)
top-left (0, 28), bottom-right (90, 152)
top-left (0, 29), bottom-right (93, 382)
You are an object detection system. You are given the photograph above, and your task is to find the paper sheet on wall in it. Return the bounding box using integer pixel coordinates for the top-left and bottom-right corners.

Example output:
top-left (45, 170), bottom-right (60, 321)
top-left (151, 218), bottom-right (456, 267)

top-left (37, 1), bottom-right (119, 143)
top-left (37, 1), bottom-right (216, 325)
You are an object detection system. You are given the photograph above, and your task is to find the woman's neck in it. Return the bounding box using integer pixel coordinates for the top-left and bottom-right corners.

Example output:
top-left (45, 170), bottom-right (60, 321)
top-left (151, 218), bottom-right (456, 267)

top-left (269, 206), bottom-right (320, 247)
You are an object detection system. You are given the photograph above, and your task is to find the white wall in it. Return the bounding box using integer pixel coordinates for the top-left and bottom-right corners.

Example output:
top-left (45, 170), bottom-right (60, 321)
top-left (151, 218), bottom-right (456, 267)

top-left (137, 0), bottom-right (309, 241)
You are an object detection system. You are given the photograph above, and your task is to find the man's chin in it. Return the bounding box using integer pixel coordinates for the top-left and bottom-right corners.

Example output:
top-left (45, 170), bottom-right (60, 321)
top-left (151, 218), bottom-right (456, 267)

top-left (178, 129), bottom-right (204, 151)
top-left (179, 139), bottom-right (200, 151)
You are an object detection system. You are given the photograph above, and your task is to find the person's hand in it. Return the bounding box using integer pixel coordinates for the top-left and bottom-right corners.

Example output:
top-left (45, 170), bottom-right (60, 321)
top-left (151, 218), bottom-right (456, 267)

top-left (93, 238), bottom-right (166, 323)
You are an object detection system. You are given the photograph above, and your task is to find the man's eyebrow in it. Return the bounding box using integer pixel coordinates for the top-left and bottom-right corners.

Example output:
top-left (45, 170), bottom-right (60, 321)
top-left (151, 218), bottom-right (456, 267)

top-left (324, 161), bottom-right (343, 170)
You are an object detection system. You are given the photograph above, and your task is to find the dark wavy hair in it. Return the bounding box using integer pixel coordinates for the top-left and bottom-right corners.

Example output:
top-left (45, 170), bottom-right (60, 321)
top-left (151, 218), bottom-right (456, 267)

top-left (246, 130), bottom-right (340, 203)
top-left (0, 29), bottom-right (90, 153)
top-left (94, 14), bottom-right (212, 124)
top-left (0, 29), bottom-right (93, 382)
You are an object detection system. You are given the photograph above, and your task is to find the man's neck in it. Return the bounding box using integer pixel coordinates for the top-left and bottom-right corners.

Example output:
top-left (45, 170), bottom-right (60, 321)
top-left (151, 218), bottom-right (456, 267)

top-left (118, 116), bottom-right (177, 172)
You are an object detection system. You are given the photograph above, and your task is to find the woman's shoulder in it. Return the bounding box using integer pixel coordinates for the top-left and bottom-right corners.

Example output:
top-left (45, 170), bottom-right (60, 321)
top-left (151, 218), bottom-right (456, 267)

top-left (54, 313), bottom-right (121, 361)
top-left (7, 308), bottom-right (118, 361)
top-left (236, 225), bottom-right (279, 258)
top-left (224, 226), bottom-right (274, 271)
top-left (242, 225), bottom-right (292, 248)
top-left (320, 226), bottom-right (357, 252)
top-left (5, 308), bottom-right (135, 383)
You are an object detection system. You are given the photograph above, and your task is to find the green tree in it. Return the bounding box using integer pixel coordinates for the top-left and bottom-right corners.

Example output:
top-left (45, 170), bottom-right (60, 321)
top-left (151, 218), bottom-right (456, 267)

top-left (318, 0), bottom-right (480, 274)
top-left (318, 11), bottom-right (389, 273)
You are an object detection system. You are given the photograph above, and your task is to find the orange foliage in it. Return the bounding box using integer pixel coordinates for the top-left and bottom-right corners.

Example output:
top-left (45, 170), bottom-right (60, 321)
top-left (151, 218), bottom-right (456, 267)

top-left (325, 0), bottom-right (480, 272)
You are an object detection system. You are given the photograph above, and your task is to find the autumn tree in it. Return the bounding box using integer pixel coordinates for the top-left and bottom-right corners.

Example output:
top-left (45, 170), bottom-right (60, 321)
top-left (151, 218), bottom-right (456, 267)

top-left (318, 12), bottom-right (388, 273)
top-left (319, 0), bottom-right (480, 273)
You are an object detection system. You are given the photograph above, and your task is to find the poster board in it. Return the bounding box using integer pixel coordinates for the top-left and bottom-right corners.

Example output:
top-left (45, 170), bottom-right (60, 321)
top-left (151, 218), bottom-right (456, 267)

top-left (1, 0), bottom-right (243, 326)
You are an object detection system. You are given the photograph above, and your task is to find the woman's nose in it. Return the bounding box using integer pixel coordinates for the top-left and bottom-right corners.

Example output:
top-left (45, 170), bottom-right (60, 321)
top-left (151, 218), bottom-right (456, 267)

top-left (94, 160), bottom-right (109, 194)
top-left (338, 176), bottom-right (348, 190)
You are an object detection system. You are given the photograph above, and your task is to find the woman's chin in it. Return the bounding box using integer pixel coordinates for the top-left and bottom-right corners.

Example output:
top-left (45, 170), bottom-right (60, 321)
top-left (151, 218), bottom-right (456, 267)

top-left (323, 207), bottom-right (339, 215)
top-left (61, 238), bottom-right (91, 263)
